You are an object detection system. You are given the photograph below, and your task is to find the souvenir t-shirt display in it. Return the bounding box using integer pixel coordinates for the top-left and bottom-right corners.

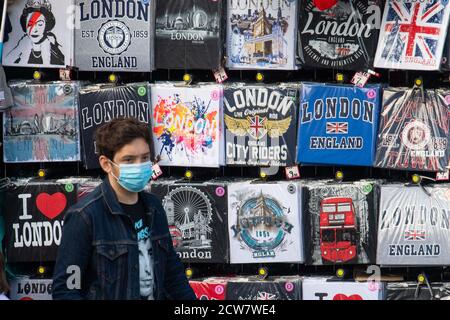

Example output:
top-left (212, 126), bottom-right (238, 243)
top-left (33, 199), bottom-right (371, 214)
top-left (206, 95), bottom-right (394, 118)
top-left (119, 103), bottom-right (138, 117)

top-left (150, 179), bottom-right (229, 263)
top-left (374, 87), bottom-right (450, 172)
top-left (78, 83), bottom-right (151, 169)
top-left (298, 0), bottom-right (383, 70)
top-left (297, 83), bottom-right (381, 167)
top-left (151, 83), bottom-right (224, 167)
top-left (226, 0), bottom-right (298, 70)
top-left (2, 180), bottom-right (78, 263)
top-left (9, 277), bottom-right (53, 300)
top-left (302, 277), bottom-right (384, 300)
top-left (189, 278), bottom-right (229, 300)
top-left (377, 184), bottom-right (450, 266)
top-left (2, 0), bottom-right (74, 68)
top-left (386, 282), bottom-right (450, 300)
top-left (442, 28), bottom-right (450, 70)
top-left (228, 181), bottom-right (304, 264)
top-left (155, 0), bottom-right (222, 70)
top-left (0, 66), bottom-right (13, 110)
top-left (56, 177), bottom-right (102, 200)
top-left (374, 0), bottom-right (450, 71)
top-left (303, 180), bottom-right (379, 265)
top-left (3, 81), bottom-right (81, 163)
top-left (226, 277), bottom-right (302, 300)
top-left (75, 0), bottom-right (155, 72)
top-left (224, 83), bottom-right (299, 166)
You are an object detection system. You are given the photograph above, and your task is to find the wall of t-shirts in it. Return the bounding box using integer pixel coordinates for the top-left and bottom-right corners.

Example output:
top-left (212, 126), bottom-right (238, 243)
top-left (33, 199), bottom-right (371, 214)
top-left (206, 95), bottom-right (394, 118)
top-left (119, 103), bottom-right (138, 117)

top-left (0, 0), bottom-right (450, 300)
top-left (2, 0), bottom-right (450, 72)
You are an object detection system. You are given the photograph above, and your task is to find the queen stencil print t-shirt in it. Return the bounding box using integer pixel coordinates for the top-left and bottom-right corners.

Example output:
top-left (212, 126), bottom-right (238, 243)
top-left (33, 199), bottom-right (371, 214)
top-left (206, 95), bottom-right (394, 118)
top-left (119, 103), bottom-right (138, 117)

top-left (121, 198), bottom-right (155, 300)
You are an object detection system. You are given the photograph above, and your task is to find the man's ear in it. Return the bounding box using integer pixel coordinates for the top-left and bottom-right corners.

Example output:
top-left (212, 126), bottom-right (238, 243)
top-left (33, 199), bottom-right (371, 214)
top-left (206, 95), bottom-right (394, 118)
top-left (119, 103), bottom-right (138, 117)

top-left (99, 155), bottom-right (112, 174)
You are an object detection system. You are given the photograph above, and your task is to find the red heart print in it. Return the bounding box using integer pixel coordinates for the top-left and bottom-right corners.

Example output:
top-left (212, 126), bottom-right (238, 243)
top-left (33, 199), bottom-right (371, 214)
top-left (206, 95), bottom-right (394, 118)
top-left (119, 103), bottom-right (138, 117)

top-left (313, 0), bottom-right (339, 11)
top-left (36, 192), bottom-right (67, 220)
top-left (333, 294), bottom-right (363, 300)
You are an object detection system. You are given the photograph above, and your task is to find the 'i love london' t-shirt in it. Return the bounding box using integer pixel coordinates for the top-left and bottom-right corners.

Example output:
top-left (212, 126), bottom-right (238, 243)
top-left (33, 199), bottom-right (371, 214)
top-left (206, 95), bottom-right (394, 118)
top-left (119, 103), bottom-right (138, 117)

top-left (121, 198), bottom-right (155, 300)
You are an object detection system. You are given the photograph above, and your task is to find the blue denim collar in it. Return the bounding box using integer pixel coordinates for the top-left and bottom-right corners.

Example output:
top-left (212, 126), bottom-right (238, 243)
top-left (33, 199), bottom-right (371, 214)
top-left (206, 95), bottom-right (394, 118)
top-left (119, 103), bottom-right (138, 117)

top-left (101, 177), bottom-right (127, 216)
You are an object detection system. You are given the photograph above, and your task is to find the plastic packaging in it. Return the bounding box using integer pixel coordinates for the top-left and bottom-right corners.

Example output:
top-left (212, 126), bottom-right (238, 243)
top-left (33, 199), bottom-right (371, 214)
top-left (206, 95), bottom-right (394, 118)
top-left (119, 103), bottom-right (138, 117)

top-left (151, 82), bottom-right (225, 167)
top-left (303, 180), bottom-right (379, 265)
top-left (228, 180), bottom-right (304, 264)
top-left (150, 179), bottom-right (230, 263)
top-left (377, 184), bottom-right (450, 266)
top-left (374, 0), bottom-right (450, 71)
top-left (2, 179), bottom-right (78, 263)
top-left (374, 87), bottom-right (450, 172)
top-left (78, 83), bottom-right (151, 169)
top-left (226, 276), bottom-right (302, 300)
top-left (302, 277), bottom-right (384, 300)
top-left (2, 0), bottom-right (74, 68)
top-left (224, 83), bottom-right (299, 166)
top-left (298, 0), bottom-right (382, 70)
top-left (3, 81), bottom-right (81, 163)
top-left (386, 282), bottom-right (450, 300)
top-left (75, 0), bottom-right (155, 72)
top-left (226, 0), bottom-right (298, 70)
top-left (297, 83), bottom-right (381, 167)
top-left (155, 0), bottom-right (222, 70)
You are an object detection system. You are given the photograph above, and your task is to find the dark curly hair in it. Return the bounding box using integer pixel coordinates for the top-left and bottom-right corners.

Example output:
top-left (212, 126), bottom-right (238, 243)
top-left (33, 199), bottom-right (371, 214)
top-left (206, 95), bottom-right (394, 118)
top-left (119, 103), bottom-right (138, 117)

top-left (20, 7), bottom-right (56, 34)
top-left (95, 118), bottom-right (153, 161)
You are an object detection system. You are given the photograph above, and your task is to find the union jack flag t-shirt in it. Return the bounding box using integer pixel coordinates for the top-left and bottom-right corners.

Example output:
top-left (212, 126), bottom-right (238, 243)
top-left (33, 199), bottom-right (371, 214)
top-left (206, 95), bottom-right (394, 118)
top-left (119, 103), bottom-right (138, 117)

top-left (374, 0), bottom-right (450, 70)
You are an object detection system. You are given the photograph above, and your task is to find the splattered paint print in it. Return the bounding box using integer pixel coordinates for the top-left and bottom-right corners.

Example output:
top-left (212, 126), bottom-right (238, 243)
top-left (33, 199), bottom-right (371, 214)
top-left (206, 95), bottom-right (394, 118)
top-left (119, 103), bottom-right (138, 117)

top-left (151, 84), bottom-right (224, 167)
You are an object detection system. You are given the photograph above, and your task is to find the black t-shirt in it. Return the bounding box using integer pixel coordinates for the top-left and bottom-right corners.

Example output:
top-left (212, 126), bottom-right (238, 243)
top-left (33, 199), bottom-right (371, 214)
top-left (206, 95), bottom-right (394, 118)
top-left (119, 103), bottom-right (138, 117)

top-left (121, 197), bottom-right (155, 300)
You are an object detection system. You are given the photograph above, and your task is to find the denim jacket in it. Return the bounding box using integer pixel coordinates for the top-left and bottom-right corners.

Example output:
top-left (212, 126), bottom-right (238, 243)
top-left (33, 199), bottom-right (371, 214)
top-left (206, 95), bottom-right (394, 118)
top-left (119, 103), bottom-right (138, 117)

top-left (52, 178), bottom-right (196, 300)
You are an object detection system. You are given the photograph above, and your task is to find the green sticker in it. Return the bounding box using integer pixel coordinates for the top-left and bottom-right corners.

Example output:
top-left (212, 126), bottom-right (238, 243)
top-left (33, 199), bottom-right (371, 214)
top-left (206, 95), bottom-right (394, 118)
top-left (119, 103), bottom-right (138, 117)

top-left (362, 184), bottom-right (372, 195)
top-left (138, 86), bottom-right (147, 96)
top-left (65, 183), bottom-right (74, 193)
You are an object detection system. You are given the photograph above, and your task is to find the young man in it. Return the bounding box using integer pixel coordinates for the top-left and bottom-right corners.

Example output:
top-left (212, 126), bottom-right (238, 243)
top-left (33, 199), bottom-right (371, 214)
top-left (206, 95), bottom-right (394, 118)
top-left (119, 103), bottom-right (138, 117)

top-left (52, 118), bottom-right (196, 300)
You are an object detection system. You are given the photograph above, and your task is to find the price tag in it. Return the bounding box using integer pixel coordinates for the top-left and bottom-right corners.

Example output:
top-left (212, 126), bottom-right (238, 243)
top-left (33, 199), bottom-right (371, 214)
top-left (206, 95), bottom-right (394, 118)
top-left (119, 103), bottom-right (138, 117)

top-left (436, 170), bottom-right (450, 181)
top-left (367, 69), bottom-right (381, 78)
top-left (152, 164), bottom-right (163, 180)
top-left (213, 67), bottom-right (228, 83)
top-left (351, 71), bottom-right (371, 88)
top-left (59, 68), bottom-right (72, 81)
top-left (285, 166), bottom-right (300, 180)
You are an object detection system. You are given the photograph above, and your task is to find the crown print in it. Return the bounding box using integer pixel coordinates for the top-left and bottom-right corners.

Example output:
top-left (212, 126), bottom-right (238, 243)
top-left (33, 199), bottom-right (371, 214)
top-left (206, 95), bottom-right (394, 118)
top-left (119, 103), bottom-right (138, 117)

top-left (25, 0), bottom-right (52, 11)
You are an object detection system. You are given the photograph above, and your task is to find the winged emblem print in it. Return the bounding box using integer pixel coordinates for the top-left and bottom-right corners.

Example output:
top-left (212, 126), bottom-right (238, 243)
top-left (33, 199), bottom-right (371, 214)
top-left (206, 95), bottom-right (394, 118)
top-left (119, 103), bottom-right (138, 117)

top-left (225, 114), bottom-right (292, 140)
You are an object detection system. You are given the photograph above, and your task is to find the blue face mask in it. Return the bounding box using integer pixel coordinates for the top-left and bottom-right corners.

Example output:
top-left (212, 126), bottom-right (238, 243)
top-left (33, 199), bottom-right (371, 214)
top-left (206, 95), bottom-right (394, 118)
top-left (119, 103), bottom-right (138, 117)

top-left (110, 160), bottom-right (153, 193)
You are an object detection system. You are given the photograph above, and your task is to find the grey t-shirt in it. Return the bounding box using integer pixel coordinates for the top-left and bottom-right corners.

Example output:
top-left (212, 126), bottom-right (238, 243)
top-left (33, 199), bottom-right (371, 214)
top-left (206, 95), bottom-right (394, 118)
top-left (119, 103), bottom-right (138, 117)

top-left (74, 0), bottom-right (155, 71)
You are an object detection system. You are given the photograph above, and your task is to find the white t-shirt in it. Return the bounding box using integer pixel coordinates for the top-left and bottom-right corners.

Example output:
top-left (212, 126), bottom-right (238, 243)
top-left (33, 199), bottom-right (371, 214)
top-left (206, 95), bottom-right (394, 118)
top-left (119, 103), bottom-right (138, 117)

top-left (0, 293), bottom-right (9, 300)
